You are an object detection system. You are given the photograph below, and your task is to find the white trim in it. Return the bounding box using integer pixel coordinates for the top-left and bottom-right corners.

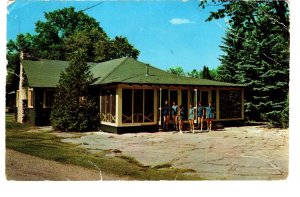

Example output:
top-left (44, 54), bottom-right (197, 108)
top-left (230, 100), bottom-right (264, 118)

top-left (120, 122), bottom-right (157, 127)
top-left (27, 88), bottom-right (34, 108)
top-left (101, 121), bottom-right (118, 126)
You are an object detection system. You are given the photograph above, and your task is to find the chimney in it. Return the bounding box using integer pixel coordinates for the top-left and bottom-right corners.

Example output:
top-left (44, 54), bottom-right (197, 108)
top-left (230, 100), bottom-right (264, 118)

top-left (145, 64), bottom-right (149, 76)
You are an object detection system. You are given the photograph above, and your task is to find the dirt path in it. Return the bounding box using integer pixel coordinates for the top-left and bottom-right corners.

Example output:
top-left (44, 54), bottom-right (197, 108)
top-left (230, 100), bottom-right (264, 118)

top-left (5, 149), bottom-right (127, 181)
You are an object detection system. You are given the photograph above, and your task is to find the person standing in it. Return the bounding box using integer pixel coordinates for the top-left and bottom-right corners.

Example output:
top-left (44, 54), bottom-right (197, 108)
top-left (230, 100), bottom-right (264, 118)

top-left (161, 100), bottom-right (170, 130)
top-left (178, 105), bottom-right (184, 134)
top-left (206, 102), bottom-right (214, 131)
top-left (171, 101), bottom-right (179, 130)
top-left (197, 101), bottom-right (205, 131)
top-left (188, 103), bottom-right (195, 134)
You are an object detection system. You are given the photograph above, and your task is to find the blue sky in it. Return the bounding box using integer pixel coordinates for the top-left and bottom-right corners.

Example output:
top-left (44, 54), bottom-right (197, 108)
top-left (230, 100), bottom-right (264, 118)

top-left (7, 0), bottom-right (228, 72)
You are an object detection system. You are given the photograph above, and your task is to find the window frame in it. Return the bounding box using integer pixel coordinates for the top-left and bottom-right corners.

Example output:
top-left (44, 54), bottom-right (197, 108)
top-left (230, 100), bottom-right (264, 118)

top-left (28, 88), bottom-right (34, 108)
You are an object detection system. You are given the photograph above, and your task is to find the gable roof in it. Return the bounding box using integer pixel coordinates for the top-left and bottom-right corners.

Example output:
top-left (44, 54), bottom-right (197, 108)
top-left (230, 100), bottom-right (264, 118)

top-left (22, 57), bottom-right (245, 88)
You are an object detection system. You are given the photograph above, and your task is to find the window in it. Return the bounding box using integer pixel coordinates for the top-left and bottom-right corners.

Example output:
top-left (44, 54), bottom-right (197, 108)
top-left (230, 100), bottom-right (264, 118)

top-left (44, 90), bottom-right (54, 108)
top-left (181, 90), bottom-right (188, 120)
top-left (100, 89), bottom-right (116, 123)
top-left (28, 89), bottom-right (34, 108)
top-left (122, 89), bottom-right (154, 124)
top-left (133, 89), bottom-right (143, 123)
top-left (219, 90), bottom-right (242, 119)
top-left (122, 89), bottom-right (132, 123)
top-left (144, 90), bottom-right (154, 122)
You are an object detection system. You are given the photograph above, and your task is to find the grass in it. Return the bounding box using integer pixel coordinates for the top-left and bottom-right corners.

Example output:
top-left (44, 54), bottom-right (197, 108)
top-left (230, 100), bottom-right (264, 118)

top-left (5, 114), bottom-right (203, 180)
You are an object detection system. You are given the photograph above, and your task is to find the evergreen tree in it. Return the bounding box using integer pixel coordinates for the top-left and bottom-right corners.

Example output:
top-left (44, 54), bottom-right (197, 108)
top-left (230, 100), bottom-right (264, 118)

top-left (200, 1), bottom-right (289, 125)
top-left (50, 49), bottom-right (99, 131)
top-left (202, 66), bottom-right (212, 80)
top-left (281, 95), bottom-right (289, 128)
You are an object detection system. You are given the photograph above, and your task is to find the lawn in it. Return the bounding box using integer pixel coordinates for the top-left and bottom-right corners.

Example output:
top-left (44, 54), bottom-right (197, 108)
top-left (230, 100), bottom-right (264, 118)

top-left (5, 113), bottom-right (202, 180)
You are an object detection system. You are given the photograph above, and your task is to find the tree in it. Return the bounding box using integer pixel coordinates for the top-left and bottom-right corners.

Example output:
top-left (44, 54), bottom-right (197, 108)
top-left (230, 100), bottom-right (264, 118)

top-left (202, 66), bottom-right (212, 80)
top-left (7, 7), bottom-right (140, 86)
top-left (187, 69), bottom-right (201, 78)
top-left (167, 66), bottom-right (185, 76)
top-left (50, 49), bottom-right (99, 131)
top-left (200, 1), bottom-right (289, 125)
top-left (281, 95), bottom-right (289, 128)
top-left (33, 7), bottom-right (103, 60)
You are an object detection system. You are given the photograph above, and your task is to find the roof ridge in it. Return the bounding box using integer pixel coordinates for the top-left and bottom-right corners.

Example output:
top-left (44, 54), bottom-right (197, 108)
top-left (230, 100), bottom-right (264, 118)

top-left (97, 57), bottom-right (129, 83)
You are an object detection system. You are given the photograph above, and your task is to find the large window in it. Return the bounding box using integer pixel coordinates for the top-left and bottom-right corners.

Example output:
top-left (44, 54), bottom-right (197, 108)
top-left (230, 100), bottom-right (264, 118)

top-left (144, 90), bottom-right (154, 122)
top-left (122, 89), bottom-right (132, 123)
top-left (122, 89), bottom-right (154, 124)
top-left (133, 89), bottom-right (143, 123)
top-left (219, 90), bottom-right (242, 119)
top-left (44, 90), bottom-right (54, 108)
top-left (181, 90), bottom-right (188, 120)
top-left (100, 89), bottom-right (116, 123)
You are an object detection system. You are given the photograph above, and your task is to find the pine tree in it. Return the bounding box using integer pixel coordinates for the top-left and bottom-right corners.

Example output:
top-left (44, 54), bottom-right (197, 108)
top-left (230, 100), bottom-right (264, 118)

top-left (281, 94), bottom-right (289, 128)
top-left (202, 66), bottom-right (212, 80)
top-left (201, 1), bottom-right (289, 125)
top-left (50, 49), bottom-right (99, 131)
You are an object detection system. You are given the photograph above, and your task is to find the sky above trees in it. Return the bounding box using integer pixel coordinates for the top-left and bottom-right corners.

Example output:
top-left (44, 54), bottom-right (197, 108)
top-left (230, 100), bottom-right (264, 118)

top-left (7, 0), bottom-right (227, 71)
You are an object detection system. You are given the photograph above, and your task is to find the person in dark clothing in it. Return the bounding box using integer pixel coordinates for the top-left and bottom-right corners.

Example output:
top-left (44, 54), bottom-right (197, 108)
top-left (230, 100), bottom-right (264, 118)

top-left (197, 101), bottom-right (205, 131)
top-left (161, 100), bottom-right (170, 130)
top-left (206, 102), bottom-right (215, 131)
top-left (171, 101), bottom-right (179, 130)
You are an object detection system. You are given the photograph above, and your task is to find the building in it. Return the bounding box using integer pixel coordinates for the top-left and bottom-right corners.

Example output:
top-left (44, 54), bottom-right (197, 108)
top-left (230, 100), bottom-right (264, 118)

top-left (10, 57), bottom-right (245, 133)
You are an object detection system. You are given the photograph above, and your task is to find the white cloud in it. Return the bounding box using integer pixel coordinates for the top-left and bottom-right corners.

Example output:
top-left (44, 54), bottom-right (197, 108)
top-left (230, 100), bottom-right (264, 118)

top-left (169, 18), bottom-right (194, 25)
top-left (181, 0), bottom-right (190, 2)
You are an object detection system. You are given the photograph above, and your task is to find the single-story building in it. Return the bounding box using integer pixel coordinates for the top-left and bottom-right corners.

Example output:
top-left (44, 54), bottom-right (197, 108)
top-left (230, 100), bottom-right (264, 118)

top-left (10, 55), bottom-right (245, 133)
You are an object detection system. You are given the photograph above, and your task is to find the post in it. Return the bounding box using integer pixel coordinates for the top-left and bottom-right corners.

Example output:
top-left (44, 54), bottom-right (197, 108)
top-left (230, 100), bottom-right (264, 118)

top-left (216, 89), bottom-right (220, 121)
top-left (116, 87), bottom-right (123, 126)
top-left (241, 89), bottom-right (245, 119)
top-left (159, 88), bottom-right (162, 126)
top-left (154, 89), bottom-right (158, 124)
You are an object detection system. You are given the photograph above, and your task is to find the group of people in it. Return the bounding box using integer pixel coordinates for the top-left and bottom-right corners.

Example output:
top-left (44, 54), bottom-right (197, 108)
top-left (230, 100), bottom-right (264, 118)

top-left (161, 100), bottom-right (215, 134)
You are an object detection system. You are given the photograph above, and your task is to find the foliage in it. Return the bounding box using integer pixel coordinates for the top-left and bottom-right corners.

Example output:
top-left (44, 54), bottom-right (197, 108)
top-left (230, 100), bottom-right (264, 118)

top-left (200, 1), bottom-right (289, 125)
top-left (202, 65), bottom-right (212, 79)
top-left (169, 65), bottom-right (217, 80)
top-left (187, 69), bottom-right (201, 78)
top-left (6, 7), bottom-right (140, 83)
top-left (50, 49), bottom-right (99, 131)
top-left (167, 66), bottom-right (186, 76)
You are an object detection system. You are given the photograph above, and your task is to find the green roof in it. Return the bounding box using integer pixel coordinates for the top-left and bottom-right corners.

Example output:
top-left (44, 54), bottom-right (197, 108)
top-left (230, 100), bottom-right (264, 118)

top-left (22, 57), bottom-right (245, 88)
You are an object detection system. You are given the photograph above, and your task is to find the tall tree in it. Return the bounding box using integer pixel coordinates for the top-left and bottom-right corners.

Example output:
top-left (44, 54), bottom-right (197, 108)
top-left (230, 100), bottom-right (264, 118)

top-left (50, 49), bottom-right (99, 131)
top-left (33, 7), bottom-right (103, 60)
top-left (7, 7), bottom-right (140, 65)
top-left (200, 0), bottom-right (289, 126)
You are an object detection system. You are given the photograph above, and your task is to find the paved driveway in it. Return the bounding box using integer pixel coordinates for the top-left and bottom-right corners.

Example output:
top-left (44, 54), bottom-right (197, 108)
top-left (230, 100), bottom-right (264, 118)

top-left (61, 126), bottom-right (288, 180)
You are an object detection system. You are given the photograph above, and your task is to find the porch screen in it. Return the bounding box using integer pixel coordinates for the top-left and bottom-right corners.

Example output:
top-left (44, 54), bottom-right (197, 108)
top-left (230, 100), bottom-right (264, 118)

top-left (100, 89), bottom-right (116, 123)
top-left (144, 90), bottom-right (154, 122)
top-left (122, 89), bottom-right (154, 123)
top-left (219, 90), bottom-right (242, 119)
top-left (122, 89), bottom-right (132, 123)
